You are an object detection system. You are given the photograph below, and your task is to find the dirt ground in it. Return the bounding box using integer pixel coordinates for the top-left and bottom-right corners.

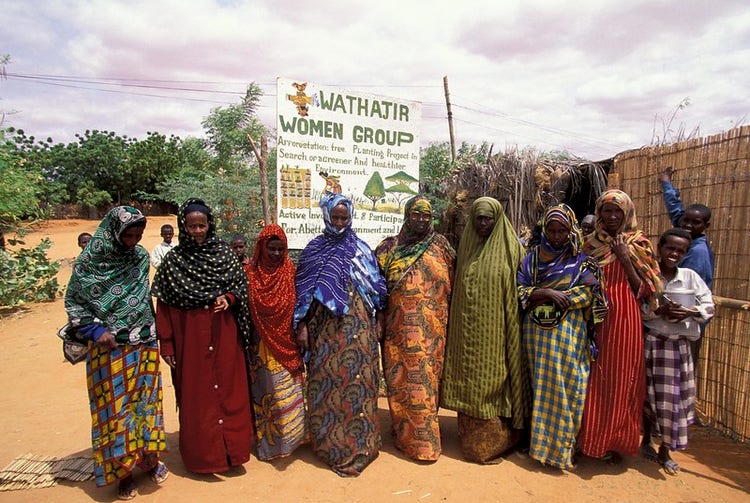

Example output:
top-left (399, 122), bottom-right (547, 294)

top-left (0, 217), bottom-right (748, 502)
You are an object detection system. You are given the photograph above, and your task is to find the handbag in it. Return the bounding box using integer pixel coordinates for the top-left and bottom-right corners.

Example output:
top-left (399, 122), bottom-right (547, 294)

top-left (57, 324), bottom-right (89, 365)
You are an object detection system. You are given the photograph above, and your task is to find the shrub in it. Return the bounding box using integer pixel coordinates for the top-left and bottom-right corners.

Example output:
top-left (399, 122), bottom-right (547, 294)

top-left (0, 238), bottom-right (61, 307)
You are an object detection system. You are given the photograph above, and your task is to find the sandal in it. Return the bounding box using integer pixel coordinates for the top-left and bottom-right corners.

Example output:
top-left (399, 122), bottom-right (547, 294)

top-left (658, 446), bottom-right (679, 476)
top-left (659, 457), bottom-right (680, 475)
top-left (117, 476), bottom-right (137, 501)
top-left (640, 443), bottom-right (658, 462)
top-left (150, 461), bottom-right (170, 485)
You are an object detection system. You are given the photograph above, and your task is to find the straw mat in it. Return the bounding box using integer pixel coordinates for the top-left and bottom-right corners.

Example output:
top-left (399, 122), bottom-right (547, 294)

top-left (0, 453), bottom-right (93, 491)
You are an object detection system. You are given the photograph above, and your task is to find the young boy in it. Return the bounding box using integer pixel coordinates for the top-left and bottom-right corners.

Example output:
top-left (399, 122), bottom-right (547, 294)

top-left (150, 224), bottom-right (176, 269)
top-left (640, 228), bottom-right (714, 476)
top-left (659, 168), bottom-right (715, 290)
top-left (660, 167), bottom-right (715, 372)
top-left (77, 232), bottom-right (92, 251)
top-left (231, 234), bottom-right (250, 266)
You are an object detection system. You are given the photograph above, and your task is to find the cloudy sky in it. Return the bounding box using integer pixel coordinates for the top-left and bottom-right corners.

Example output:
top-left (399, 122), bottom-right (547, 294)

top-left (3, 0), bottom-right (748, 160)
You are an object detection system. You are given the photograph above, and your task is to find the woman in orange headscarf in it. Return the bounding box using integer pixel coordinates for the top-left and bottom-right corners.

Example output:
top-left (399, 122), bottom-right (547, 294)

top-left (577, 189), bottom-right (661, 464)
top-left (245, 224), bottom-right (306, 461)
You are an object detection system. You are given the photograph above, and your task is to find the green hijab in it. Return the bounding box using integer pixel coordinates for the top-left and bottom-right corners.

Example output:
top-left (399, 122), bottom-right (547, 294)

top-left (65, 206), bottom-right (155, 345)
top-left (442, 197), bottom-right (529, 426)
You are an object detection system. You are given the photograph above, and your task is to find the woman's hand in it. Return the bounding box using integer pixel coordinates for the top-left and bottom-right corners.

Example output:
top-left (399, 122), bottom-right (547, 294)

top-left (546, 289), bottom-right (571, 311)
top-left (95, 330), bottom-right (118, 350)
top-left (296, 322), bottom-right (309, 352)
top-left (162, 355), bottom-right (176, 368)
top-left (529, 288), bottom-right (570, 311)
top-left (611, 233), bottom-right (630, 262)
top-left (214, 294), bottom-right (230, 313)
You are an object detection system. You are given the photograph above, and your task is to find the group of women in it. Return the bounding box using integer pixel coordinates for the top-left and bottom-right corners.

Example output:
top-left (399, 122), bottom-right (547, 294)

top-left (63, 186), bottom-right (663, 499)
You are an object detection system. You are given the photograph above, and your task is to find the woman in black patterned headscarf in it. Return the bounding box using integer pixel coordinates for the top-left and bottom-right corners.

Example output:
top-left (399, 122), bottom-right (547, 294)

top-left (152, 198), bottom-right (254, 474)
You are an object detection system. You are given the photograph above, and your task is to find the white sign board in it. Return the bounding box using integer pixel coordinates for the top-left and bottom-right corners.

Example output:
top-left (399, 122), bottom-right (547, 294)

top-left (276, 77), bottom-right (421, 249)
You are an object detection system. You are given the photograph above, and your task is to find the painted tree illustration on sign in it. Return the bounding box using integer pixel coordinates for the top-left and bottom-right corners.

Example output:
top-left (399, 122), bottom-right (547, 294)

top-left (385, 171), bottom-right (419, 210)
top-left (363, 171), bottom-right (386, 210)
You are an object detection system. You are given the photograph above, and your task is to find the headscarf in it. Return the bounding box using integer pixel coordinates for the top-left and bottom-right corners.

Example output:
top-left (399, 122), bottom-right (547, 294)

top-left (246, 224), bottom-right (301, 374)
top-left (444, 197), bottom-right (529, 426)
top-left (518, 204), bottom-right (607, 325)
top-left (376, 195), bottom-right (453, 290)
top-left (151, 198), bottom-right (252, 346)
top-left (293, 192), bottom-right (386, 325)
top-left (583, 189), bottom-right (661, 299)
top-left (65, 206), bottom-right (154, 345)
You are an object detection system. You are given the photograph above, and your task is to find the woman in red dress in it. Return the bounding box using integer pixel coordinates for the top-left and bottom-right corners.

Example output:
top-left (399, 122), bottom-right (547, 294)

top-left (578, 189), bottom-right (661, 464)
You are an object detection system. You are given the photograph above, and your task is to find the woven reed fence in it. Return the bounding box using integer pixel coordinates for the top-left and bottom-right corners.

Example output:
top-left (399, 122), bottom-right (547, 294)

top-left (612, 125), bottom-right (750, 443)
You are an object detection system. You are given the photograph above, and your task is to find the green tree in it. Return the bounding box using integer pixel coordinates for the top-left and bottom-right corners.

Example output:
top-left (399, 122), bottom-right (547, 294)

top-left (0, 130), bottom-right (61, 307)
top-left (158, 83), bottom-right (271, 239)
top-left (363, 172), bottom-right (386, 210)
top-left (385, 183), bottom-right (418, 211)
top-left (385, 171), bottom-right (419, 210)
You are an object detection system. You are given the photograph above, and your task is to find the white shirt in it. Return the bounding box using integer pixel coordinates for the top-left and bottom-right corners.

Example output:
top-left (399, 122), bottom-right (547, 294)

top-left (642, 267), bottom-right (714, 341)
top-left (150, 241), bottom-right (177, 269)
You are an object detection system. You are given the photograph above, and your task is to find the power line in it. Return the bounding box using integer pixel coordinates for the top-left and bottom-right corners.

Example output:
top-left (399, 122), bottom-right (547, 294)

top-left (9, 77), bottom-right (242, 105)
top-left (453, 101), bottom-right (626, 150)
top-left (8, 73), bottom-right (246, 96)
top-left (6, 71), bottom-right (620, 153)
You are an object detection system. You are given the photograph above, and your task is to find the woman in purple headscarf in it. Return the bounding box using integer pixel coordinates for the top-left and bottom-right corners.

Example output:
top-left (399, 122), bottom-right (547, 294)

top-left (294, 192), bottom-right (387, 477)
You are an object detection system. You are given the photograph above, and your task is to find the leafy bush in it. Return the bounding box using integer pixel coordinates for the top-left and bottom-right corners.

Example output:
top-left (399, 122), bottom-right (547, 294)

top-left (0, 238), bottom-right (61, 307)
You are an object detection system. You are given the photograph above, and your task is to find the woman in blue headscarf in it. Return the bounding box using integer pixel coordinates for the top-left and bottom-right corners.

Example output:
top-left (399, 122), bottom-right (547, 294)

top-left (294, 192), bottom-right (387, 477)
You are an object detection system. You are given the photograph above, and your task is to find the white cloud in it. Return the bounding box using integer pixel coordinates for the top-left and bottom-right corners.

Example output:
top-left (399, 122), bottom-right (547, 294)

top-left (2, 0), bottom-right (748, 160)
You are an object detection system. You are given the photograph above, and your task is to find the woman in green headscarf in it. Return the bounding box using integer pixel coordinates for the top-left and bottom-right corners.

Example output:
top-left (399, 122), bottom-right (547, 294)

top-left (64, 206), bottom-right (168, 500)
top-left (441, 197), bottom-right (530, 463)
top-left (376, 195), bottom-right (455, 461)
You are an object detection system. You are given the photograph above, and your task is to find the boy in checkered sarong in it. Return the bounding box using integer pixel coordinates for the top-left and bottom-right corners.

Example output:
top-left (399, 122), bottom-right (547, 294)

top-left (640, 228), bottom-right (714, 476)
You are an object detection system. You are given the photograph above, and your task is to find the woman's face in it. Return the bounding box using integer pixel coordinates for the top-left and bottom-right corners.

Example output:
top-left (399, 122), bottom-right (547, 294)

top-left (330, 204), bottom-right (350, 231)
top-left (600, 203), bottom-right (624, 236)
top-left (474, 214), bottom-right (496, 238)
top-left (266, 238), bottom-right (285, 264)
top-left (408, 209), bottom-right (432, 236)
top-left (120, 226), bottom-right (144, 250)
top-left (185, 211), bottom-right (209, 244)
top-left (545, 220), bottom-right (569, 249)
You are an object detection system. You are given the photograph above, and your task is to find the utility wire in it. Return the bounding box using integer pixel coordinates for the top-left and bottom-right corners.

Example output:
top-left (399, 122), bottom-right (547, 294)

top-left (6, 72), bottom-right (620, 151)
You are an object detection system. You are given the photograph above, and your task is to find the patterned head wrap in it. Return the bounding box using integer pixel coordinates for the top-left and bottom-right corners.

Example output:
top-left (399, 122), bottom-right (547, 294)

top-left (540, 204), bottom-right (583, 257)
top-left (65, 206), bottom-right (154, 344)
top-left (376, 195), bottom-right (444, 290)
top-left (247, 224), bottom-right (301, 374)
top-left (584, 189), bottom-right (661, 299)
top-left (152, 198), bottom-right (253, 346)
top-left (519, 204), bottom-right (607, 325)
top-left (293, 192), bottom-right (386, 325)
top-left (320, 192), bottom-right (354, 236)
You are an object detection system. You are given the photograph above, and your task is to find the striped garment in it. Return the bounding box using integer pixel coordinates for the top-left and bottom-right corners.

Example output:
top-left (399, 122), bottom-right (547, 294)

top-left (644, 336), bottom-right (695, 450)
top-left (441, 197), bottom-right (530, 429)
top-left (87, 341), bottom-right (166, 486)
top-left (578, 260), bottom-right (645, 458)
top-left (250, 339), bottom-right (307, 460)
